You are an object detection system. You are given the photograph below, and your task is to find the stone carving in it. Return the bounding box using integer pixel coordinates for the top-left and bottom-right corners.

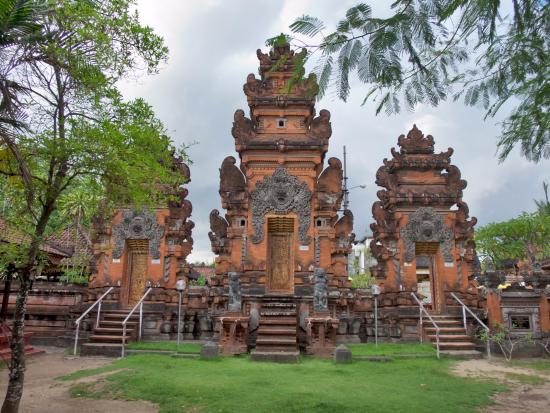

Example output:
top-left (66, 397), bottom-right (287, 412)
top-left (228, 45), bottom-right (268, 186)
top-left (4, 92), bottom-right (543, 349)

top-left (227, 271), bottom-right (242, 312)
top-left (313, 268), bottom-right (328, 312)
top-left (219, 156), bottom-right (246, 194)
top-left (309, 109), bottom-right (332, 141)
top-left (317, 157), bottom-right (342, 193)
top-left (401, 207), bottom-right (453, 262)
top-left (454, 200), bottom-right (477, 240)
top-left (334, 210), bottom-right (355, 249)
top-left (398, 124), bottom-right (435, 154)
top-left (208, 209), bottom-right (229, 253)
top-left (231, 109), bottom-right (255, 143)
top-left (250, 167), bottom-right (312, 245)
top-left (112, 208), bottom-right (164, 259)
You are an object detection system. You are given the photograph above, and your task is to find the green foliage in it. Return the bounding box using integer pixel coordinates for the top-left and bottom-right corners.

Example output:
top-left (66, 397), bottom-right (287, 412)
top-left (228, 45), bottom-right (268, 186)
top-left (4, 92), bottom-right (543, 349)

top-left (63, 355), bottom-right (504, 413)
top-left (189, 276), bottom-right (207, 287)
top-left (478, 323), bottom-right (533, 361)
top-left (349, 273), bottom-right (375, 289)
top-left (475, 212), bottom-right (550, 267)
top-left (285, 1), bottom-right (550, 162)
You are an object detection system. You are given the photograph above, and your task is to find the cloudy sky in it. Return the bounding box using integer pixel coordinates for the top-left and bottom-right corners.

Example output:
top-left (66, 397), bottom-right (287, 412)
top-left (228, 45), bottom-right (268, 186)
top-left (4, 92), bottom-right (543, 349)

top-left (120, 0), bottom-right (549, 263)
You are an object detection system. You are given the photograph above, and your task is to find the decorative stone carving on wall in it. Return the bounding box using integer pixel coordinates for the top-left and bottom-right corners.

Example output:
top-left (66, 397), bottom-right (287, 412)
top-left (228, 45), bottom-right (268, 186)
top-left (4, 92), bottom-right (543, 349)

top-left (208, 209), bottom-right (228, 253)
top-left (400, 207), bottom-right (453, 263)
top-left (313, 268), bottom-right (328, 312)
top-left (334, 210), bottom-right (355, 249)
top-left (250, 167), bottom-right (312, 245)
top-left (228, 271), bottom-right (242, 312)
top-left (112, 209), bottom-right (164, 259)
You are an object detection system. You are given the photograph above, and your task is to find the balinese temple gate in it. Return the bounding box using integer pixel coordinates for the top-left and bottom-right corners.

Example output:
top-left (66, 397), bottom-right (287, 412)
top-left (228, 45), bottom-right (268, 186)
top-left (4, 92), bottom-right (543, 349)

top-left (209, 42), bottom-right (355, 361)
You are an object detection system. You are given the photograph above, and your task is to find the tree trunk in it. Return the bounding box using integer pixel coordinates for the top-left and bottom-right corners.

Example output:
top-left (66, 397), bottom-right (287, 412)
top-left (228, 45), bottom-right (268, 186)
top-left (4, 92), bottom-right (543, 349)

top-left (1, 276), bottom-right (31, 413)
top-left (2, 206), bottom-right (53, 413)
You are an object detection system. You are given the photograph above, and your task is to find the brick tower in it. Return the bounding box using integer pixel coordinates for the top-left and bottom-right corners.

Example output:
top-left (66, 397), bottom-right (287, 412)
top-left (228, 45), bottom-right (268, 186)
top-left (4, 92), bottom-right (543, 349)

top-left (210, 42), bottom-right (354, 359)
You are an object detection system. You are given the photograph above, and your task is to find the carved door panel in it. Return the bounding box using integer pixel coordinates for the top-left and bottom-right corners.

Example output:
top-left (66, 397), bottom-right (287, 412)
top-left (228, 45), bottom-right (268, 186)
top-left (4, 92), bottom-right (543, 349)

top-left (267, 232), bottom-right (293, 294)
top-left (128, 252), bottom-right (148, 306)
top-left (121, 240), bottom-right (149, 308)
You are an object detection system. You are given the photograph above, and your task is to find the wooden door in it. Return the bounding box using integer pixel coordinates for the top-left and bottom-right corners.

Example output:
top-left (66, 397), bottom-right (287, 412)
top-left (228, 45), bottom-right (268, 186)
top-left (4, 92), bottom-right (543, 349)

top-left (267, 217), bottom-right (294, 294)
top-left (121, 240), bottom-right (149, 307)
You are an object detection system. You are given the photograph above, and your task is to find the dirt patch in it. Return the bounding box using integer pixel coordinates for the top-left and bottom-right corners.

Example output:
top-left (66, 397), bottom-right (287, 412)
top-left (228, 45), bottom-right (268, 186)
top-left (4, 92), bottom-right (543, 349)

top-left (453, 359), bottom-right (550, 413)
top-left (0, 347), bottom-right (157, 413)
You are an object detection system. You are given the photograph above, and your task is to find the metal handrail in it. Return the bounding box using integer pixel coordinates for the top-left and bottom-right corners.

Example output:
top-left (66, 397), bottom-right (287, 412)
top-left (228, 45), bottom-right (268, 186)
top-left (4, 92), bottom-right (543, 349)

top-left (450, 292), bottom-right (491, 359)
top-left (411, 292), bottom-right (441, 359)
top-left (121, 287), bottom-right (153, 357)
top-left (73, 286), bottom-right (114, 355)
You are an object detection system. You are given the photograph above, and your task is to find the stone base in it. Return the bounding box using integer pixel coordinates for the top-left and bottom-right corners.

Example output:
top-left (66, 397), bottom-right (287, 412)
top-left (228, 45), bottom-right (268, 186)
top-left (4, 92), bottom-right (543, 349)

top-left (250, 350), bottom-right (300, 363)
top-left (80, 343), bottom-right (123, 357)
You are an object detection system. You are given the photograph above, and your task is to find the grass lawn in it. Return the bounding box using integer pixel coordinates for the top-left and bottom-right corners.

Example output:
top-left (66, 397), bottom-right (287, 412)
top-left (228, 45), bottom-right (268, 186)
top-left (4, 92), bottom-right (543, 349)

top-left (348, 342), bottom-right (435, 356)
top-left (125, 341), bottom-right (202, 353)
top-left (63, 354), bottom-right (505, 413)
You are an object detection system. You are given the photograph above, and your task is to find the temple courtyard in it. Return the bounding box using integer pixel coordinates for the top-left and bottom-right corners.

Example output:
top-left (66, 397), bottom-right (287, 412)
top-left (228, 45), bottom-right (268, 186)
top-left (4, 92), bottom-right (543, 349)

top-left (1, 346), bottom-right (549, 413)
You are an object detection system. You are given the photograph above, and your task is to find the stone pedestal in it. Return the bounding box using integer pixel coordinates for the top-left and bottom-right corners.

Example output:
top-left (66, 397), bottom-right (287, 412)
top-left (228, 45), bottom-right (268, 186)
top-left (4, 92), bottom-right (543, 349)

top-left (305, 312), bottom-right (339, 357)
top-left (218, 313), bottom-right (249, 355)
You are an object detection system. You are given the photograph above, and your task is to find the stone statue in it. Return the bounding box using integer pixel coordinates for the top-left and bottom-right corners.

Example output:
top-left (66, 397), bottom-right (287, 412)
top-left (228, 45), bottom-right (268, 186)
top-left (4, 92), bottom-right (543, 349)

top-left (228, 272), bottom-right (242, 312)
top-left (313, 268), bottom-right (328, 312)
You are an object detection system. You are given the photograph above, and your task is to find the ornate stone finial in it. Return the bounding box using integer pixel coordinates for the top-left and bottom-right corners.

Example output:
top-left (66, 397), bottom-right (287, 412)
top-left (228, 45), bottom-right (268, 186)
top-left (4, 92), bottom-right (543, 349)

top-left (256, 42), bottom-right (306, 77)
top-left (397, 124), bottom-right (435, 154)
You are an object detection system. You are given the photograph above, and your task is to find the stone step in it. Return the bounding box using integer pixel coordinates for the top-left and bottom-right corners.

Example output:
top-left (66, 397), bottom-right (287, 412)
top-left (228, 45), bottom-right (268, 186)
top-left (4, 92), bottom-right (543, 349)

top-left (438, 342), bottom-right (477, 350)
top-left (251, 350), bottom-right (299, 363)
top-left (440, 350), bottom-right (484, 359)
top-left (100, 320), bottom-right (138, 327)
top-left (423, 318), bottom-right (462, 325)
top-left (258, 327), bottom-right (296, 335)
top-left (260, 311), bottom-right (296, 317)
top-left (94, 327), bottom-right (135, 335)
top-left (424, 327), bottom-right (465, 333)
top-left (80, 342), bottom-right (123, 357)
top-left (259, 318), bottom-right (296, 325)
top-left (89, 334), bottom-right (132, 343)
top-left (103, 313), bottom-right (140, 320)
top-left (256, 337), bottom-right (296, 346)
top-left (427, 334), bottom-right (472, 342)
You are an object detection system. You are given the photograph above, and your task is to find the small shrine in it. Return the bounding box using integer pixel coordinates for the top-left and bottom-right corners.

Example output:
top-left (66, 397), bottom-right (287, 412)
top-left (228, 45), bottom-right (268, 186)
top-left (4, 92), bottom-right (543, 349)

top-left (369, 125), bottom-right (481, 343)
top-left (209, 42), bottom-right (354, 360)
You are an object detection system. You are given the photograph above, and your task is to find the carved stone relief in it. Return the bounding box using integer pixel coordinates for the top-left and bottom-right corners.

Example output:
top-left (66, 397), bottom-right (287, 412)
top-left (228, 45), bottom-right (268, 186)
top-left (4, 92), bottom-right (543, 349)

top-left (313, 268), bottom-right (328, 312)
top-left (228, 272), bottom-right (242, 312)
top-left (400, 207), bottom-right (453, 262)
top-left (250, 167), bottom-right (312, 245)
top-left (112, 209), bottom-right (164, 259)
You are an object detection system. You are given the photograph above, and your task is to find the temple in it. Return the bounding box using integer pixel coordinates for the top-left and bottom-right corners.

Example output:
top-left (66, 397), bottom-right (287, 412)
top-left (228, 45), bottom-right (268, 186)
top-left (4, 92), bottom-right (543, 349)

top-left (209, 43), bottom-right (354, 360)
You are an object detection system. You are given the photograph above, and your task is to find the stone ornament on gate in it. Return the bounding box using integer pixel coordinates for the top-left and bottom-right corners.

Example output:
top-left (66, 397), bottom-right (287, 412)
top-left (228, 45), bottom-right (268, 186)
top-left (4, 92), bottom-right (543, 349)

top-left (400, 207), bottom-right (453, 263)
top-left (250, 167), bottom-right (312, 245)
top-left (112, 208), bottom-right (164, 259)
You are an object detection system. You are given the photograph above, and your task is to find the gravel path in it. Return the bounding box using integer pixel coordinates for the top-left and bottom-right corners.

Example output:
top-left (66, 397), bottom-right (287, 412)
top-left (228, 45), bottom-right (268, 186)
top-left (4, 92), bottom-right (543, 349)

top-left (0, 347), bottom-right (157, 413)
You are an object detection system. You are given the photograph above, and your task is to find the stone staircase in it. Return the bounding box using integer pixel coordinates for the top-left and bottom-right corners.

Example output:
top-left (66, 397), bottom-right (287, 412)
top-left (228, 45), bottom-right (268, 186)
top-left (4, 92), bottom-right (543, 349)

top-left (423, 314), bottom-right (482, 358)
top-left (80, 310), bottom-right (139, 356)
top-left (251, 300), bottom-right (299, 362)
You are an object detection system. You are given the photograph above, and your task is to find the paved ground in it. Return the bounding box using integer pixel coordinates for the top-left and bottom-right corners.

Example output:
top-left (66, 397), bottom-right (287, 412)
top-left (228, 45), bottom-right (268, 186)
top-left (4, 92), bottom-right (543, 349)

top-left (1, 348), bottom-right (549, 412)
top-left (0, 347), bottom-right (157, 413)
top-left (453, 359), bottom-right (550, 413)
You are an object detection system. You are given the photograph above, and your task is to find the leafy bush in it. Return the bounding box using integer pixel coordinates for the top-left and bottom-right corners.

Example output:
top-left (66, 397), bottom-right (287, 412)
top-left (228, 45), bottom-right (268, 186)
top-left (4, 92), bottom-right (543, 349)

top-left (478, 323), bottom-right (533, 361)
top-left (189, 276), bottom-right (207, 286)
top-left (350, 273), bottom-right (375, 289)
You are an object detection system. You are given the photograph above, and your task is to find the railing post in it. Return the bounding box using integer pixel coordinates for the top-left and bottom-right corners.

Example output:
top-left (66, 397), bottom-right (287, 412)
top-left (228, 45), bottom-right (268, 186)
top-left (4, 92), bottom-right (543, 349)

top-left (419, 305), bottom-right (423, 344)
top-left (122, 323), bottom-right (126, 358)
top-left (73, 322), bottom-right (80, 356)
top-left (96, 301), bottom-right (101, 328)
top-left (436, 329), bottom-right (440, 359)
top-left (462, 305), bottom-right (467, 330)
top-left (139, 302), bottom-right (143, 341)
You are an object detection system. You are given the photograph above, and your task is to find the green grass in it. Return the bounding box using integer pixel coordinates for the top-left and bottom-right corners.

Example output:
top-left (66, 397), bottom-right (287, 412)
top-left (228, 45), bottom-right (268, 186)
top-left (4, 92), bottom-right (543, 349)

top-left (348, 343), bottom-right (435, 356)
top-left (64, 354), bottom-right (504, 413)
top-left (508, 359), bottom-right (550, 372)
top-left (125, 341), bottom-right (202, 353)
top-left (58, 364), bottom-right (122, 381)
top-left (505, 372), bottom-right (546, 385)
